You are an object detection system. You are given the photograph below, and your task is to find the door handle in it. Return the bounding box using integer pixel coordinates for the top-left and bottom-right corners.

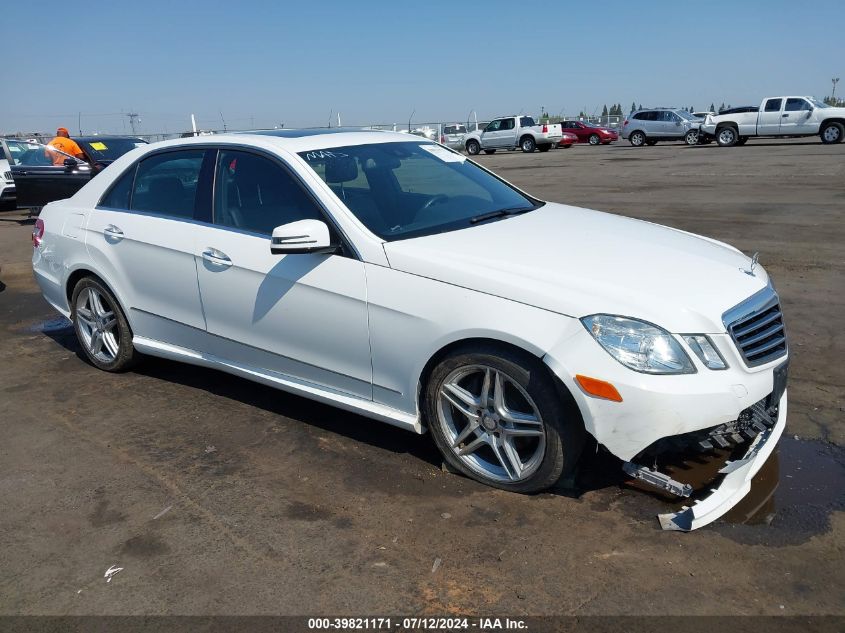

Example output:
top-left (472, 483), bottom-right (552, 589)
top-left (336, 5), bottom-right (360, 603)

top-left (103, 224), bottom-right (123, 237)
top-left (202, 248), bottom-right (232, 267)
top-left (782, 113), bottom-right (789, 117)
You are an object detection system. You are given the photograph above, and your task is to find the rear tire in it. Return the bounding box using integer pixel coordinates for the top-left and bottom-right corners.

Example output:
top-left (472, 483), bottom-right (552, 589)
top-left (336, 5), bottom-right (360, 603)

top-left (588, 134), bottom-right (600, 145)
top-left (716, 126), bottom-right (738, 147)
top-left (684, 130), bottom-right (699, 146)
top-left (629, 131), bottom-right (646, 147)
top-left (520, 136), bottom-right (536, 153)
top-left (820, 122), bottom-right (844, 144)
top-left (483, 149), bottom-right (496, 155)
top-left (71, 277), bottom-right (139, 372)
top-left (424, 345), bottom-right (584, 493)
top-left (466, 140), bottom-right (480, 155)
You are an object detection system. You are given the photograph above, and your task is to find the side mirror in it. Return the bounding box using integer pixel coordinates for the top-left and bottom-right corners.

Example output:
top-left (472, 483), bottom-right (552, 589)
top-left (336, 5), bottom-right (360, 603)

top-left (271, 219), bottom-right (338, 255)
top-left (63, 157), bottom-right (78, 167)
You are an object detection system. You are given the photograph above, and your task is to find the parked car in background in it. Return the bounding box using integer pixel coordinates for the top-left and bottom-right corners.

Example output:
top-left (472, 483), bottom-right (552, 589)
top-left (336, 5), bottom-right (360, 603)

top-left (558, 131), bottom-right (578, 148)
top-left (463, 116), bottom-right (563, 154)
top-left (699, 96), bottom-right (845, 146)
top-left (440, 123), bottom-right (468, 150)
top-left (0, 141), bottom-right (15, 209)
top-left (560, 120), bottom-right (618, 145)
top-left (33, 129), bottom-right (788, 531)
top-left (73, 136), bottom-right (148, 174)
top-left (622, 108), bottom-right (702, 146)
top-left (4, 136), bottom-right (147, 210)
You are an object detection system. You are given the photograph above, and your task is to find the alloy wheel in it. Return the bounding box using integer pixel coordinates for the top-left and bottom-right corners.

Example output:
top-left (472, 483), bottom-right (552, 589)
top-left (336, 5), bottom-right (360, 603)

top-left (75, 287), bottom-right (120, 363)
top-left (718, 128), bottom-right (736, 145)
top-left (823, 126), bottom-right (841, 142)
top-left (436, 365), bottom-right (546, 483)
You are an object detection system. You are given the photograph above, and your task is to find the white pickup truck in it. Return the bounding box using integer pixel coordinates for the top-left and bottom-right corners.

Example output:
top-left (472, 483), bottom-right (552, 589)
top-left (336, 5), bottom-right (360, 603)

top-left (700, 96), bottom-right (845, 146)
top-left (463, 116), bottom-right (563, 154)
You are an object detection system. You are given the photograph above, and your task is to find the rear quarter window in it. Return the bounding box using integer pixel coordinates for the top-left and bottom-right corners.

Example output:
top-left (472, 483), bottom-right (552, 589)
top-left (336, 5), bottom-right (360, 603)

top-left (99, 166), bottom-right (136, 209)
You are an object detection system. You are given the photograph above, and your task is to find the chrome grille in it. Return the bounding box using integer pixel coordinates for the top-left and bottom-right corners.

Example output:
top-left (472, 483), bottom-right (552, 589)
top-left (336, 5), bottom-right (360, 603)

top-left (723, 286), bottom-right (787, 367)
top-left (3, 171), bottom-right (11, 182)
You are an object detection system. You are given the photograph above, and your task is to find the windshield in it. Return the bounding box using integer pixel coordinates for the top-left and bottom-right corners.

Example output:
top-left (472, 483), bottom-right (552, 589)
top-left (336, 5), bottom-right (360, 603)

top-left (807, 98), bottom-right (830, 109)
top-left (78, 138), bottom-right (147, 161)
top-left (299, 141), bottom-right (540, 241)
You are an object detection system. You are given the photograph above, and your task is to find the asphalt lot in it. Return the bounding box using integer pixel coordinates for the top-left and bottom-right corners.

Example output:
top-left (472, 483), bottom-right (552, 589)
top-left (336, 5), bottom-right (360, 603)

top-left (0, 138), bottom-right (843, 617)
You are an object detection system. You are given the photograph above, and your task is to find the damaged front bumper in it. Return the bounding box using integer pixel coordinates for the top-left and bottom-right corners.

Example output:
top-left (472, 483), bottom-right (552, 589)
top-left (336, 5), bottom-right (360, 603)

top-left (625, 391), bottom-right (787, 531)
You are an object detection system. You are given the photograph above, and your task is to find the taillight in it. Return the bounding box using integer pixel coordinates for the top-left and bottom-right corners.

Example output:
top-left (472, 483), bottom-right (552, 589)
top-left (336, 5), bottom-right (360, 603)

top-left (32, 218), bottom-right (44, 247)
top-left (440, 135), bottom-right (446, 143)
top-left (623, 119), bottom-right (629, 126)
top-left (542, 124), bottom-right (548, 133)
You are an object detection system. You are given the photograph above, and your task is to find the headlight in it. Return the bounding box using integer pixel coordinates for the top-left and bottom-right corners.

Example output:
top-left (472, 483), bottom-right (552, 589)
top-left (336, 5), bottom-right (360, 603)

top-left (581, 315), bottom-right (695, 374)
top-left (682, 335), bottom-right (728, 370)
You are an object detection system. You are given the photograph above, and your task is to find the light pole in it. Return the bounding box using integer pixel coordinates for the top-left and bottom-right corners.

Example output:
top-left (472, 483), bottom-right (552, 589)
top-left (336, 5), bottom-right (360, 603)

top-left (833, 77), bottom-right (840, 101)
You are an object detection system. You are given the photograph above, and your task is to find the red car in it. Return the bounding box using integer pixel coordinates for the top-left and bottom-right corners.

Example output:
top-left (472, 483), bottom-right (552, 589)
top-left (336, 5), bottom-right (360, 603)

top-left (560, 121), bottom-right (619, 145)
top-left (557, 131), bottom-right (579, 148)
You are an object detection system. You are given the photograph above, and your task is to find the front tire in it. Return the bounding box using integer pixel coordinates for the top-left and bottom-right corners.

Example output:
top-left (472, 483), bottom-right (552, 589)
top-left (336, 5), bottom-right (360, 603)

top-left (466, 140), bottom-right (480, 155)
top-left (71, 277), bottom-right (138, 372)
top-left (425, 346), bottom-right (584, 493)
top-left (820, 122), bottom-right (844, 144)
top-left (520, 136), bottom-right (536, 153)
top-left (716, 126), bottom-right (738, 147)
top-left (629, 131), bottom-right (646, 147)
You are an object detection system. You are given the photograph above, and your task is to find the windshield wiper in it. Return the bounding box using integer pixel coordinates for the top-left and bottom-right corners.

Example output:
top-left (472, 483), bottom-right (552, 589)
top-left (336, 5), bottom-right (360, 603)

top-left (469, 205), bottom-right (539, 225)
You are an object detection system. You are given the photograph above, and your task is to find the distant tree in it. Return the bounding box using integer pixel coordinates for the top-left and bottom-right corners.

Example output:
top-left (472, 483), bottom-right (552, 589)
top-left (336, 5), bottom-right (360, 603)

top-left (709, 103), bottom-right (715, 112)
top-left (689, 105), bottom-right (695, 113)
top-left (719, 102), bottom-right (726, 112)
top-left (630, 101), bottom-right (637, 112)
top-left (638, 103), bottom-right (643, 110)
top-left (578, 111), bottom-right (587, 118)
top-left (601, 105), bottom-right (609, 116)
top-left (616, 103), bottom-right (623, 115)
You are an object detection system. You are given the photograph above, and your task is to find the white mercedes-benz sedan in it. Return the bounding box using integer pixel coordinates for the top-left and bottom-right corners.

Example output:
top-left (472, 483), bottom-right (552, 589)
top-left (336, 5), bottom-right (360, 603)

top-left (31, 130), bottom-right (788, 530)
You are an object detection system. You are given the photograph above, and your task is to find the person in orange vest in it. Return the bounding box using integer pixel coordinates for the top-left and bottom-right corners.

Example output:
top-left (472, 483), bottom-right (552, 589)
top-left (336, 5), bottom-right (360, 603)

top-left (45, 128), bottom-right (85, 165)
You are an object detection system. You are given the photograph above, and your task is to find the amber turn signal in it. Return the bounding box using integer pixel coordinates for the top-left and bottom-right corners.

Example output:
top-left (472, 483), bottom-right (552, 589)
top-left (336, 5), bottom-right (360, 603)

top-left (575, 375), bottom-right (623, 402)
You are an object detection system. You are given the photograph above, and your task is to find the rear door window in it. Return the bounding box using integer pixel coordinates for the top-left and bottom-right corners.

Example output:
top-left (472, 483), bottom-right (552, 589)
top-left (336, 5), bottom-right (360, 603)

top-left (500, 118), bottom-right (515, 130)
top-left (519, 116), bottom-right (535, 127)
top-left (130, 150), bottom-right (205, 219)
top-left (100, 166), bottom-right (136, 209)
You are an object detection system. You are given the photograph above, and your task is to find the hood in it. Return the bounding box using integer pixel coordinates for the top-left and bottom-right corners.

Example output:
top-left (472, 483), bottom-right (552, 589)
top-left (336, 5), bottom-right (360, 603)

top-left (383, 203), bottom-right (769, 333)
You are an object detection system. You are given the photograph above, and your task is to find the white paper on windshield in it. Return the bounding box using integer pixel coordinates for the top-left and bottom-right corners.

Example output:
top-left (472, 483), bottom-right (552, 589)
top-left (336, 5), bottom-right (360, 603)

top-left (420, 144), bottom-right (465, 163)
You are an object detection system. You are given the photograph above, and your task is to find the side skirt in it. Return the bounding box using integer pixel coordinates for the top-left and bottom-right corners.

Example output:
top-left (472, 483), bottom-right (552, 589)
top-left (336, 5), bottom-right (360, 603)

top-left (132, 336), bottom-right (423, 434)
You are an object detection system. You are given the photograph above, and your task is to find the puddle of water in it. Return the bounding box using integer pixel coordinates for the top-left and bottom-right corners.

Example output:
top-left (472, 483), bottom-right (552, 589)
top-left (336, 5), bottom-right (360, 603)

top-left (28, 316), bottom-right (72, 333)
top-left (576, 436), bottom-right (844, 542)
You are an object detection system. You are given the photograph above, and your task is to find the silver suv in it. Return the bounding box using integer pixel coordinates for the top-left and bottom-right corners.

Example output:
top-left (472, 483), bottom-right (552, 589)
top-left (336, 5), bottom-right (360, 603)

top-left (622, 109), bottom-right (701, 147)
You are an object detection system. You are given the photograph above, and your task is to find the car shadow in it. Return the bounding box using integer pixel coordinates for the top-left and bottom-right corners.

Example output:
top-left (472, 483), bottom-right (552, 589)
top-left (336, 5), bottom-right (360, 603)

top-left (42, 324), bottom-right (442, 465)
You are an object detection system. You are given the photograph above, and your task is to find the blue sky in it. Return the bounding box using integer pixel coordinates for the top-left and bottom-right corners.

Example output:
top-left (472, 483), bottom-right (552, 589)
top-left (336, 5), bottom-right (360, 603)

top-left (3, 0), bottom-right (842, 135)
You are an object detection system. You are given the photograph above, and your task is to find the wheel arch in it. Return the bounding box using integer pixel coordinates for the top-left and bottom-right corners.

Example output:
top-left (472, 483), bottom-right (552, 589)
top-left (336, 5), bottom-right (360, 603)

top-left (65, 266), bottom-right (134, 333)
top-left (820, 117), bottom-right (845, 129)
top-left (519, 134), bottom-right (535, 145)
top-left (416, 336), bottom-right (584, 432)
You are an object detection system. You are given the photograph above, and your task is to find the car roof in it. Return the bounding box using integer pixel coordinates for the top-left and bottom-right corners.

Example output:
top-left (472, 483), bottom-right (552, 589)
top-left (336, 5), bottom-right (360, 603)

top-left (141, 129), bottom-right (424, 153)
top-left (73, 136), bottom-right (148, 143)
